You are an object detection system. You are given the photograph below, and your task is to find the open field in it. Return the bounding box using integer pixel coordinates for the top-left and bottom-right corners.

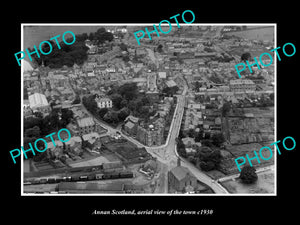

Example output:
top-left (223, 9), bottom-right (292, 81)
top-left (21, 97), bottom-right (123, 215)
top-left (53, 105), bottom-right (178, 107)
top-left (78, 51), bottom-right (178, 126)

top-left (225, 27), bottom-right (274, 42)
top-left (225, 107), bottom-right (274, 145)
top-left (228, 45), bottom-right (271, 58)
top-left (218, 142), bottom-right (275, 175)
top-left (221, 169), bottom-right (275, 194)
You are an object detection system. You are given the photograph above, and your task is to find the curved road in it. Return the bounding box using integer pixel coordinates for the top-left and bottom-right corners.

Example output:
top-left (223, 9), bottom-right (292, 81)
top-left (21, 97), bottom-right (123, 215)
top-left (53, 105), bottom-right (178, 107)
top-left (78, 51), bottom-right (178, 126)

top-left (77, 59), bottom-right (229, 194)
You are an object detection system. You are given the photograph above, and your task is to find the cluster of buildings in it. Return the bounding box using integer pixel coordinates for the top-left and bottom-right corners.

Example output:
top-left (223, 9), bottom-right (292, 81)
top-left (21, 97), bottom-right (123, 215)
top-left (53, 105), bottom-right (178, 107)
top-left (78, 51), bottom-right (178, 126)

top-left (23, 26), bottom-right (275, 193)
top-left (122, 96), bottom-right (175, 147)
top-left (168, 158), bottom-right (212, 193)
top-left (123, 115), bottom-right (165, 147)
top-left (33, 114), bottom-right (105, 169)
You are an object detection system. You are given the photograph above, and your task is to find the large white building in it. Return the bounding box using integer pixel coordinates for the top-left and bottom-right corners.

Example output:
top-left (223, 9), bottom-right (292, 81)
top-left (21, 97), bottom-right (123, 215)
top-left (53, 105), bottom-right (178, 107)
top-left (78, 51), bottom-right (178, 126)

top-left (96, 97), bottom-right (112, 109)
top-left (28, 93), bottom-right (50, 114)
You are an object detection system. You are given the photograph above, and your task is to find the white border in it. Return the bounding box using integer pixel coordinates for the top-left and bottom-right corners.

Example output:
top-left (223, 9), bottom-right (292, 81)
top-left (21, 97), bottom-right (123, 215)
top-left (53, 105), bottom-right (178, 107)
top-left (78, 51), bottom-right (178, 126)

top-left (21, 23), bottom-right (277, 196)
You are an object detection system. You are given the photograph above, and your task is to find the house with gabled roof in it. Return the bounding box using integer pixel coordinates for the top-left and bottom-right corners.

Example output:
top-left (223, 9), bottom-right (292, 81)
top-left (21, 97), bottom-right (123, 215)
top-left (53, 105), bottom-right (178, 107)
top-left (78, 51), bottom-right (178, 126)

top-left (168, 158), bottom-right (197, 192)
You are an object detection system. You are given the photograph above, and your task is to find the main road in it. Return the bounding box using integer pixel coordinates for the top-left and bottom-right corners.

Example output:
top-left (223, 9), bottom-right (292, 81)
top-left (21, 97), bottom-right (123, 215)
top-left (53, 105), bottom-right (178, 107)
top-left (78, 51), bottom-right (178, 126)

top-left (78, 70), bottom-right (228, 194)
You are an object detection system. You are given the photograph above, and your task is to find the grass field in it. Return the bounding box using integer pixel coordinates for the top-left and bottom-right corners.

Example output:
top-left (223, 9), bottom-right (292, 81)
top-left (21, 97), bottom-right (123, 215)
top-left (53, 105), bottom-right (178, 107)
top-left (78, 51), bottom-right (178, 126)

top-left (221, 169), bottom-right (275, 194)
top-left (226, 27), bottom-right (275, 42)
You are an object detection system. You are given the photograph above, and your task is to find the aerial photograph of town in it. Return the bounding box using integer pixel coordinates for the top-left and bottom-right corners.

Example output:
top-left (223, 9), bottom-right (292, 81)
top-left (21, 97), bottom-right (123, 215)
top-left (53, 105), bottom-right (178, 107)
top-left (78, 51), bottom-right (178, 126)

top-left (22, 24), bottom-right (275, 195)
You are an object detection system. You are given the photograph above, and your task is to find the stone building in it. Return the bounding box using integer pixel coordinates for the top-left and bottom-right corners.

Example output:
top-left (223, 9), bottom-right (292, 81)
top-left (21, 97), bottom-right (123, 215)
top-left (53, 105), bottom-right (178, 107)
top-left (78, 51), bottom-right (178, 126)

top-left (168, 159), bottom-right (197, 193)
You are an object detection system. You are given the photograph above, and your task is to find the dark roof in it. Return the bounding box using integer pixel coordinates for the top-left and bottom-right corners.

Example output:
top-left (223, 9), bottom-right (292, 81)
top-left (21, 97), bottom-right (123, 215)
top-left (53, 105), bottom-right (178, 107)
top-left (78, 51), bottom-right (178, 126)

top-left (170, 166), bottom-right (196, 181)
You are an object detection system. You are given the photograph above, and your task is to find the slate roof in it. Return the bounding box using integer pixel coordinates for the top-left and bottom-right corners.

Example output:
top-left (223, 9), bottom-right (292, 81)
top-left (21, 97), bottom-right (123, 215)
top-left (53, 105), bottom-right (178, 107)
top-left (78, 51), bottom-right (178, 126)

top-left (170, 166), bottom-right (196, 181)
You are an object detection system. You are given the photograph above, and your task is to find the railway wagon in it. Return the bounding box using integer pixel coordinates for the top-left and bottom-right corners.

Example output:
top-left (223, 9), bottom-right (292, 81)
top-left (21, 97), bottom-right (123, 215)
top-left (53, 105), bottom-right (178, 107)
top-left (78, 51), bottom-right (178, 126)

top-left (71, 175), bottom-right (80, 182)
top-left (39, 179), bottom-right (47, 184)
top-left (95, 174), bottom-right (104, 180)
top-left (47, 178), bottom-right (56, 183)
top-left (24, 181), bottom-right (32, 185)
top-left (87, 174), bottom-right (96, 180)
top-left (119, 171), bottom-right (134, 178)
top-left (79, 175), bottom-right (88, 181)
top-left (55, 178), bottom-right (64, 183)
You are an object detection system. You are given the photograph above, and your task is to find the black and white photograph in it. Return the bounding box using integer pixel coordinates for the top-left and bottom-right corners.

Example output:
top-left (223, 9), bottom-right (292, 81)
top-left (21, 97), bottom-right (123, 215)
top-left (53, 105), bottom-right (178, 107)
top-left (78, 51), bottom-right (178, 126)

top-left (3, 4), bottom-right (299, 221)
top-left (21, 24), bottom-right (276, 195)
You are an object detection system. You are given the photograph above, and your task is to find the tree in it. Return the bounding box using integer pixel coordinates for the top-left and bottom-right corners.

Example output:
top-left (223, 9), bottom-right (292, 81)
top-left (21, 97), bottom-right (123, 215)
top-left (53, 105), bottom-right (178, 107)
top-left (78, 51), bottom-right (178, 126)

top-left (241, 52), bottom-right (251, 61)
top-left (76, 33), bottom-right (88, 42)
top-left (212, 133), bottom-right (225, 147)
top-left (24, 117), bottom-right (42, 131)
top-left (60, 108), bottom-right (74, 127)
top-left (119, 83), bottom-right (138, 100)
top-left (72, 95), bottom-right (81, 104)
top-left (239, 165), bottom-right (258, 184)
top-left (197, 147), bottom-right (221, 171)
top-left (120, 43), bottom-right (128, 51)
top-left (25, 126), bottom-right (41, 138)
top-left (98, 108), bottom-right (108, 118)
top-left (194, 130), bottom-right (204, 142)
top-left (118, 107), bottom-right (130, 121)
top-left (139, 106), bottom-right (150, 118)
top-left (194, 81), bottom-right (202, 91)
top-left (93, 28), bottom-right (114, 44)
top-left (162, 86), bottom-right (179, 96)
top-left (88, 32), bottom-right (95, 41)
top-left (199, 161), bottom-right (215, 171)
top-left (120, 99), bottom-right (128, 108)
top-left (188, 156), bottom-right (197, 165)
top-left (103, 110), bottom-right (119, 124)
top-left (177, 139), bottom-right (187, 158)
top-left (201, 139), bottom-right (213, 147)
top-left (187, 129), bottom-right (196, 138)
top-left (31, 40), bottom-right (89, 68)
top-left (110, 93), bottom-right (123, 110)
top-left (157, 44), bottom-right (163, 53)
top-left (222, 102), bottom-right (231, 117)
top-left (82, 95), bottom-right (97, 114)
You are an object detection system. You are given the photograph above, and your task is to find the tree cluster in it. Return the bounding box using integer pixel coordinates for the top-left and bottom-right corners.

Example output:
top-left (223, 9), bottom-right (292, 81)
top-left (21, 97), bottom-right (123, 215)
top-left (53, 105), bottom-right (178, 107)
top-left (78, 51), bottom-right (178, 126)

top-left (239, 165), bottom-right (258, 184)
top-left (31, 39), bottom-right (89, 68)
top-left (198, 147), bottom-right (221, 171)
top-left (241, 52), bottom-right (252, 61)
top-left (176, 138), bottom-right (187, 158)
top-left (23, 108), bottom-right (74, 160)
top-left (211, 133), bottom-right (225, 147)
top-left (82, 83), bottom-right (146, 126)
top-left (162, 86), bottom-right (179, 97)
top-left (72, 94), bottom-right (81, 104)
top-left (87, 28), bottom-right (114, 44)
top-left (177, 132), bottom-right (225, 171)
top-left (222, 102), bottom-right (231, 117)
top-left (30, 27), bottom-right (114, 68)
top-left (108, 83), bottom-right (156, 119)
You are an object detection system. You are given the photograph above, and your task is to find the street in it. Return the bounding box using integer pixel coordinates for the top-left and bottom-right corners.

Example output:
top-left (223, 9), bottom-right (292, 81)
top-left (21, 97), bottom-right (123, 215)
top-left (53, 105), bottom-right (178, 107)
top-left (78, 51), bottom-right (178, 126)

top-left (77, 73), bottom-right (229, 194)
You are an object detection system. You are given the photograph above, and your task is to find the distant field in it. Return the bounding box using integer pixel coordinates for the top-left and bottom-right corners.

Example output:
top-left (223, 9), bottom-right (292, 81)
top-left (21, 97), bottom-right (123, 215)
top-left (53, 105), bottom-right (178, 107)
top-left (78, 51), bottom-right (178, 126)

top-left (228, 45), bottom-right (272, 58)
top-left (24, 26), bottom-right (102, 50)
top-left (225, 107), bottom-right (274, 145)
top-left (221, 170), bottom-right (275, 194)
top-left (226, 27), bottom-right (275, 42)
